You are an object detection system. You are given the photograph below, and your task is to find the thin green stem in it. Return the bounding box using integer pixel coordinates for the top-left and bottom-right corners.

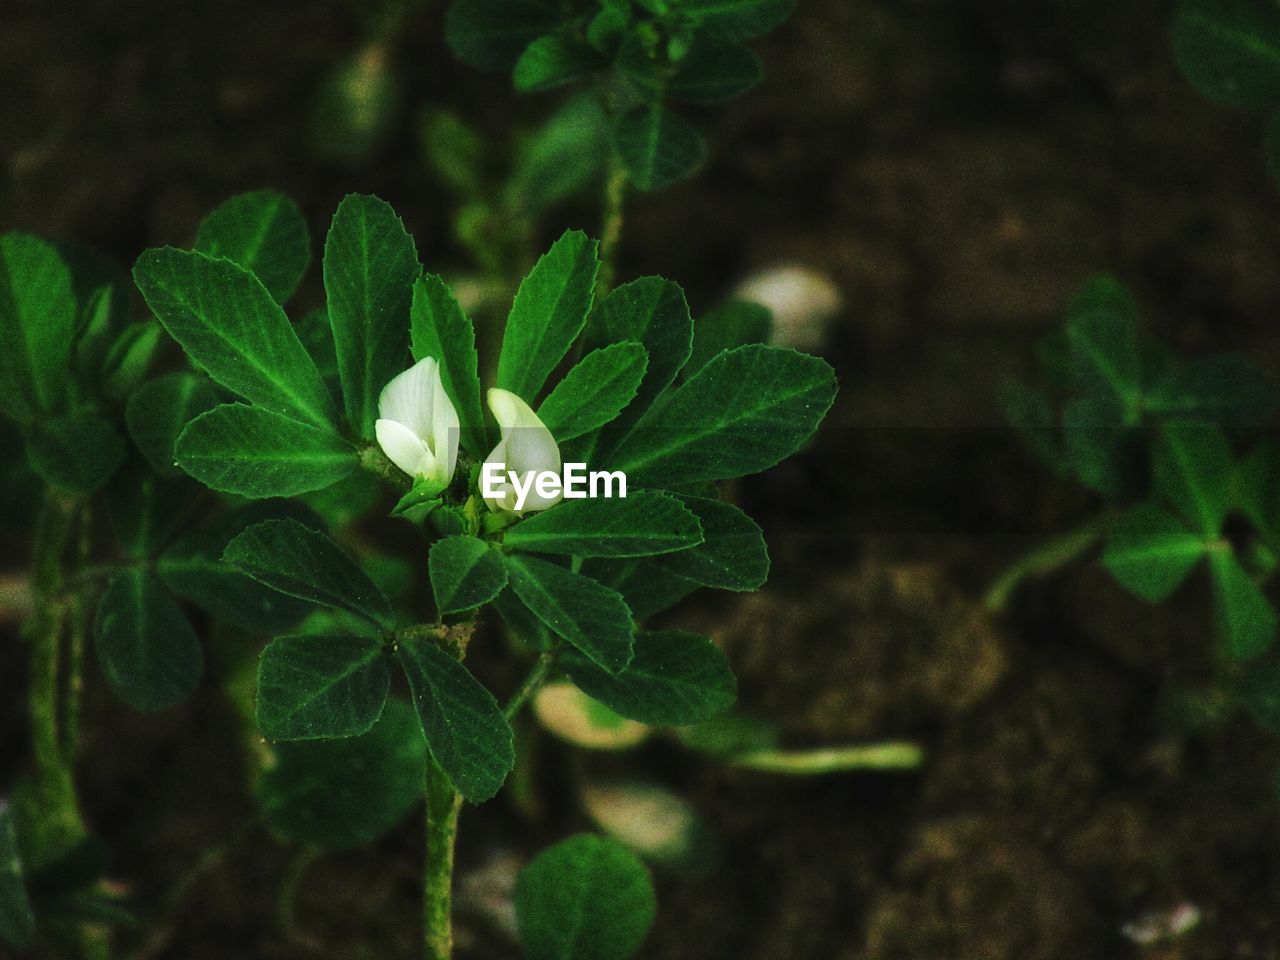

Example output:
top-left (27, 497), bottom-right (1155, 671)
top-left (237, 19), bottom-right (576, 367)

top-left (597, 153), bottom-right (629, 301)
top-left (423, 756), bottom-right (463, 960)
top-left (504, 651), bottom-right (557, 721)
top-left (62, 504), bottom-right (92, 759)
top-left (983, 511), bottom-right (1117, 614)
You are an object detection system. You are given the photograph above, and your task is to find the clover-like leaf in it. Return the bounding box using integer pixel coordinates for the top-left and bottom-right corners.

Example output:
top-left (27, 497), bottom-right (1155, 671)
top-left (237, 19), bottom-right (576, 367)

top-left (1101, 504), bottom-right (1208, 603)
top-left (446, 0), bottom-right (562, 71)
top-left (516, 834), bottom-right (656, 960)
top-left (195, 190), bottom-right (311, 304)
top-left (611, 104), bottom-right (706, 192)
top-left (0, 232), bottom-right (76, 422)
top-left (397, 636), bottom-right (515, 803)
top-left (562, 630), bottom-right (737, 725)
top-left (176, 403), bottom-right (357, 498)
top-left (658, 495), bottom-right (769, 590)
top-left (1154, 420), bottom-right (1234, 535)
top-left (258, 698), bottom-right (427, 850)
top-left (537, 343), bottom-right (647, 443)
top-left (1171, 0), bottom-right (1280, 109)
top-left (411, 274), bottom-right (487, 455)
top-left (608, 344), bottom-right (836, 488)
top-left (133, 248), bottom-right (336, 427)
top-left (514, 34), bottom-right (600, 92)
top-left (505, 555), bottom-right (634, 673)
top-left (223, 518), bottom-right (395, 629)
top-left (257, 634), bottom-right (391, 740)
top-left (94, 569), bottom-right (202, 712)
top-left (26, 411), bottom-right (125, 493)
top-left (505, 491), bottom-right (703, 557)
top-left (125, 372), bottom-right (221, 476)
top-left (680, 0), bottom-right (795, 42)
top-left (429, 536), bottom-right (508, 614)
top-left (1210, 550), bottom-right (1277, 660)
top-left (497, 230), bottom-right (600, 401)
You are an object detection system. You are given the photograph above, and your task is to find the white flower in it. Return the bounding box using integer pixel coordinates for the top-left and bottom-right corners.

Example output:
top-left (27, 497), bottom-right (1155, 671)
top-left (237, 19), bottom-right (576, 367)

top-left (374, 357), bottom-right (459, 486)
top-left (482, 388), bottom-right (561, 514)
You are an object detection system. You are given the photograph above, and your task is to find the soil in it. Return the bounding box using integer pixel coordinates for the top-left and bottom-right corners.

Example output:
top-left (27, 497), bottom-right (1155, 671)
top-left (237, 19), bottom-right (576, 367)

top-left (4, 0), bottom-right (1280, 958)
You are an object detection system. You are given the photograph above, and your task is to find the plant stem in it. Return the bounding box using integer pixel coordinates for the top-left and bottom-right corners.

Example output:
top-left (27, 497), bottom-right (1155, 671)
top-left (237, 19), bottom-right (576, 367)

top-left (504, 651), bottom-right (557, 721)
top-left (983, 512), bottom-right (1117, 614)
top-left (26, 491), bottom-right (87, 861)
top-left (597, 153), bottom-right (628, 301)
top-left (423, 756), bottom-right (463, 960)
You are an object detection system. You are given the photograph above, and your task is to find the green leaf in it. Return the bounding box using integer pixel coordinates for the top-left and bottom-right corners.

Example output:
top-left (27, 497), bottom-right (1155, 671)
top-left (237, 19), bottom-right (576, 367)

top-left (1210, 551), bottom-right (1277, 660)
top-left (504, 555), bottom-right (634, 673)
top-left (562, 630), bottom-right (736, 725)
top-left (505, 491), bottom-right (703, 557)
top-left (1235, 440), bottom-right (1280, 538)
top-left (100, 321), bottom-right (164, 402)
top-left (516, 834), bottom-right (656, 960)
top-left (514, 34), bottom-right (599, 91)
top-left (1154, 420), bottom-right (1234, 534)
top-left (256, 634), bottom-right (390, 740)
top-left (397, 636), bottom-right (514, 802)
top-left (94, 569), bottom-right (202, 712)
top-left (497, 230), bottom-right (600, 401)
top-left (103, 456), bottom-right (193, 558)
top-left (611, 104), bottom-right (706, 192)
top-left (258, 698), bottom-right (426, 850)
top-left (1065, 275), bottom-right (1141, 409)
top-left (194, 190), bottom-right (311, 304)
top-left (586, 278), bottom-right (693, 450)
top-left (26, 411), bottom-right (125, 493)
top-left (537, 343), bottom-right (647, 443)
top-left (175, 403), bottom-right (357, 498)
top-left (446, 0), bottom-right (562, 71)
top-left (667, 40), bottom-right (763, 104)
top-left (411, 274), bottom-right (487, 455)
top-left (580, 557), bottom-right (699, 620)
top-left (1145, 354), bottom-right (1277, 433)
top-left (223, 518), bottom-right (395, 629)
top-left (1171, 0), bottom-right (1280, 108)
top-left (158, 503), bottom-right (319, 633)
top-left (495, 587), bottom-right (557, 651)
top-left (1001, 379), bottom-right (1061, 473)
top-left (323, 194), bottom-right (421, 439)
top-left (297, 307), bottom-right (341, 395)
top-left (608, 344), bottom-right (836, 487)
top-left (687, 300), bottom-right (771, 375)
top-left (509, 95), bottom-right (610, 217)
top-left (658, 495), bottom-right (768, 590)
top-left (679, 0), bottom-right (795, 42)
top-left (429, 536), bottom-right (508, 614)
top-left (311, 46), bottom-right (400, 163)
top-left (1101, 505), bottom-right (1208, 602)
top-left (0, 802), bottom-right (35, 952)
top-left (1061, 392), bottom-right (1138, 498)
top-left (133, 248), bottom-right (336, 427)
top-left (0, 233), bottom-right (76, 421)
top-left (125, 373), bottom-right (221, 476)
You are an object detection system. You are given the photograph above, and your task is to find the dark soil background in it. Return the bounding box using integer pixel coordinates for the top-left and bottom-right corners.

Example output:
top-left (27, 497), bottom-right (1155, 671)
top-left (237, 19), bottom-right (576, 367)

top-left (5, 0), bottom-right (1280, 957)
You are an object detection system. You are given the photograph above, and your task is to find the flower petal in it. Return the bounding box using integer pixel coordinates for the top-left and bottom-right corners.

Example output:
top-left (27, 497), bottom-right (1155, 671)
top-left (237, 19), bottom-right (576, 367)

top-left (484, 389), bottom-right (562, 514)
top-left (376, 418), bottom-right (429, 477)
top-left (430, 363), bottom-right (460, 477)
top-left (378, 357), bottom-right (441, 439)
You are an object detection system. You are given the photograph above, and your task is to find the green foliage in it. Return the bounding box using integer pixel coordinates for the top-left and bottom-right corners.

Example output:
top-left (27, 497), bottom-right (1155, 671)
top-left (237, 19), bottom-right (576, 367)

top-left (1170, 0), bottom-right (1280, 184)
top-left (516, 833), bottom-right (656, 960)
top-left (257, 635), bottom-right (391, 740)
top-left (223, 518), bottom-right (396, 630)
top-left (0, 803), bottom-right (36, 951)
top-left (125, 373), bottom-right (221, 476)
top-left (658, 495), bottom-right (769, 590)
top-left (504, 491), bottom-right (703, 556)
top-left (687, 300), bottom-right (771, 375)
top-left (561, 629), bottom-right (736, 725)
top-left (94, 569), bottom-right (203, 712)
top-left (444, 0), bottom-right (792, 192)
top-left (608, 344), bottom-right (838, 487)
top-left (1008, 275), bottom-right (1280, 660)
top-left (258, 699), bottom-right (427, 850)
top-left (323, 194), bottom-right (421, 438)
top-left (194, 190), bottom-right (311, 304)
top-left (0, 234), bottom-right (76, 422)
top-left (411, 274), bottom-right (487, 455)
top-left (397, 636), bottom-right (515, 803)
top-left (505, 554), bottom-right (635, 673)
top-left (537, 342), bottom-right (648, 442)
top-left (176, 403), bottom-right (357, 498)
top-left (498, 230), bottom-right (600, 400)
top-left (25, 411), bottom-right (125, 493)
top-left (429, 536), bottom-right (509, 614)
top-left (133, 248), bottom-right (336, 428)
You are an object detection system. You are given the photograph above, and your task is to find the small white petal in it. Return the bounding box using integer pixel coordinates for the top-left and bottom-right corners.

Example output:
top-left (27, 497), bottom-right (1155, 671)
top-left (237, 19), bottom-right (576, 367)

top-left (376, 418), bottom-right (429, 478)
top-left (378, 357), bottom-right (442, 440)
top-left (484, 389), bottom-right (561, 514)
top-left (430, 365), bottom-right (460, 478)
